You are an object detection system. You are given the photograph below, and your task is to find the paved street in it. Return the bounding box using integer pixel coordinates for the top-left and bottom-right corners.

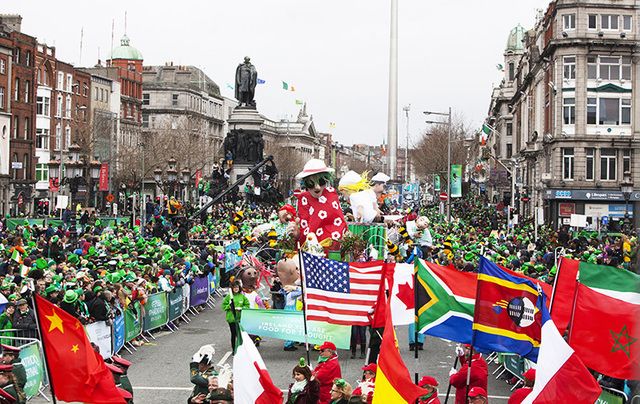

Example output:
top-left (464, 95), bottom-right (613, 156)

top-left (33, 301), bottom-right (515, 403)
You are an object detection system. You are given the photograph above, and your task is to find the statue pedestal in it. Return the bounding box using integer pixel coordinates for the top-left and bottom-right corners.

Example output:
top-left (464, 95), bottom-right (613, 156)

top-left (227, 107), bottom-right (264, 132)
top-left (229, 163), bottom-right (253, 185)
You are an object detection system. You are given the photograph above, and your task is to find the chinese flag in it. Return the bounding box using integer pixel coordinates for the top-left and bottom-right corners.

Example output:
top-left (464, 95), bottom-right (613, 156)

top-left (34, 294), bottom-right (125, 403)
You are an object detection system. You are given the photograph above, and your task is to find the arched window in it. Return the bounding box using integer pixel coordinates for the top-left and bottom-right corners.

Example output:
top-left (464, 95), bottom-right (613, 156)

top-left (11, 153), bottom-right (18, 180)
top-left (23, 117), bottom-right (29, 139)
top-left (22, 153), bottom-right (28, 180)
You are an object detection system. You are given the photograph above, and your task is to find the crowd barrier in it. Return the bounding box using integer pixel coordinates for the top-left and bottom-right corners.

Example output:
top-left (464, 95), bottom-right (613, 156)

top-left (5, 216), bottom-right (131, 230)
top-left (0, 273), bottom-right (220, 401)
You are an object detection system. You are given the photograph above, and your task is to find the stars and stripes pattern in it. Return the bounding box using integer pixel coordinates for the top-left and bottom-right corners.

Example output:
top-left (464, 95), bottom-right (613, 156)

top-left (302, 252), bottom-right (383, 326)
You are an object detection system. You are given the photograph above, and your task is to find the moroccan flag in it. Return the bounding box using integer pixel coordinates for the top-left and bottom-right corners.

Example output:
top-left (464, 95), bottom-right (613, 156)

top-left (569, 282), bottom-right (639, 379)
top-left (372, 300), bottom-right (428, 403)
top-left (472, 257), bottom-right (542, 361)
top-left (415, 259), bottom-right (476, 344)
top-left (233, 328), bottom-right (283, 404)
top-left (34, 294), bottom-right (124, 403)
top-left (522, 294), bottom-right (601, 404)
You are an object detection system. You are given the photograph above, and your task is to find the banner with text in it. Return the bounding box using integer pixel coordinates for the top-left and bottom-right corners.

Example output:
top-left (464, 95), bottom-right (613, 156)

top-left (99, 163), bottom-right (109, 191)
top-left (19, 342), bottom-right (44, 399)
top-left (112, 311), bottom-right (125, 354)
top-left (240, 309), bottom-right (351, 349)
top-left (143, 293), bottom-right (169, 332)
top-left (125, 303), bottom-right (142, 342)
top-left (190, 276), bottom-right (209, 307)
top-left (451, 164), bottom-right (462, 198)
top-left (85, 321), bottom-right (113, 359)
top-left (168, 286), bottom-right (185, 322)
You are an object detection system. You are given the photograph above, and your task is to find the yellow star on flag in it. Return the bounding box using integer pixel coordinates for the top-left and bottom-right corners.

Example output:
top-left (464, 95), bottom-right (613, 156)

top-left (45, 309), bottom-right (64, 334)
top-left (71, 344), bottom-right (79, 353)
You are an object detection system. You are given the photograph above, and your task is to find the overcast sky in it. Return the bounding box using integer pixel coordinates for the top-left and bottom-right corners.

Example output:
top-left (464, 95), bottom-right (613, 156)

top-left (5, 0), bottom-right (549, 146)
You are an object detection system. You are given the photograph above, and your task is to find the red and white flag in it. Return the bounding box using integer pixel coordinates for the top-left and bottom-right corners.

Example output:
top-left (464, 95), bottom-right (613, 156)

top-left (302, 253), bottom-right (383, 326)
top-left (522, 296), bottom-right (601, 404)
top-left (389, 263), bottom-right (415, 326)
top-left (233, 330), bottom-right (283, 404)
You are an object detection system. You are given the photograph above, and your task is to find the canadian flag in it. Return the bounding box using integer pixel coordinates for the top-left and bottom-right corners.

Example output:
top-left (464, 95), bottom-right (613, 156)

top-left (233, 330), bottom-right (283, 404)
top-left (389, 263), bottom-right (415, 326)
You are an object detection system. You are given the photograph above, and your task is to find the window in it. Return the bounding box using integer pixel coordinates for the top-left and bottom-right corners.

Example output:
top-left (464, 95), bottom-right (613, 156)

top-left (601, 14), bottom-right (618, 30)
top-left (22, 154), bottom-right (28, 180)
top-left (599, 98), bottom-right (619, 125)
top-left (600, 149), bottom-right (616, 180)
top-left (142, 114), bottom-right (149, 128)
top-left (506, 143), bottom-right (513, 159)
top-left (36, 128), bottom-right (49, 149)
top-left (563, 57), bottom-right (576, 80)
top-left (587, 56), bottom-right (597, 79)
top-left (24, 80), bottom-right (30, 103)
top-left (35, 163), bottom-right (48, 182)
top-left (55, 124), bottom-right (61, 150)
top-left (11, 153), bottom-right (17, 180)
top-left (57, 72), bottom-right (63, 89)
top-left (25, 51), bottom-right (31, 67)
top-left (66, 74), bottom-right (72, 92)
top-left (172, 94), bottom-right (179, 106)
top-left (563, 14), bottom-right (576, 30)
top-left (587, 98), bottom-right (597, 124)
top-left (13, 48), bottom-right (19, 64)
top-left (36, 96), bottom-right (49, 116)
top-left (623, 150), bottom-right (631, 174)
top-left (622, 99), bottom-right (631, 124)
top-left (23, 117), bottom-right (29, 139)
top-left (563, 98), bottom-right (575, 124)
top-left (0, 59), bottom-right (5, 74)
top-left (600, 57), bottom-right (620, 80)
top-left (506, 122), bottom-right (513, 137)
top-left (563, 148), bottom-right (574, 180)
top-left (0, 87), bottom-right (4, 109)
top-left (13, 116), bottom-right (18, 138)
top-left (94, 87), bottom-right (99, 101)
top-left (586, 148), bottom-right (595, 181)
top-left (621, 57), bottom-right (631, 80)
top-left (143, 93), bottom-right (149, 105)
top-left (65, 95), bottom-right (71, 118)
top-left (64, 126), bottom-right (71, 149)
top-left (623, 15), bottom-right (632, 31)
top-left (588, 14), bottom-right (597, 29)
top-left (56, 95), bottom-right (63, 117)
top-left (14, 78), bottom-right (18, 101)
top-left (83, 85), bottom-right (88, 97)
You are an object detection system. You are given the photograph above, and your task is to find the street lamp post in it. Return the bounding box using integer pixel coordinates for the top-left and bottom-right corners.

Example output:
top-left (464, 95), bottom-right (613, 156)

top-left (403, 104), bottom-right (410, 181)
top-left (424, 107), bottom-right (452, 221)
top-left (621, 170), bottom-right (634, 233)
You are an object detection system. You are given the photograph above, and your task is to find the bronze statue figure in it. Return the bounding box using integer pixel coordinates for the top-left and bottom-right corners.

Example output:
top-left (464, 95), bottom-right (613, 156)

top-left (235, 56), bottom-right (257, 108)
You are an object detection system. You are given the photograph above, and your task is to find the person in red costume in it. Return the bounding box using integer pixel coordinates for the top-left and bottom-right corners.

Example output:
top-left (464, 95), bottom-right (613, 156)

top-left (311, 341), bottom-right (342, 404)
top-left (448, 344), bottom-right (488, 404)
top-left (352, 363), bottom-right (376, 403)
top-left (417, 375), bottom-right (441, 404)
top-left (508, 368), bottom-right (534, 404)
top-left (292, 159), bottom-right (347, 249)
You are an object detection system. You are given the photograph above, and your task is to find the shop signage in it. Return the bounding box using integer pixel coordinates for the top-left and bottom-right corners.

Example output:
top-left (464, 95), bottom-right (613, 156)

top-left (558, 202), bottom-right (575, 217)
top-left (546, 189), bottom-right (640, 201)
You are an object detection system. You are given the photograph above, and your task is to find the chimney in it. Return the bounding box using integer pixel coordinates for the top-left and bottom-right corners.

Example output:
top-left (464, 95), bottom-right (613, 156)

top-left (0, 14), bottom-right (22, 33)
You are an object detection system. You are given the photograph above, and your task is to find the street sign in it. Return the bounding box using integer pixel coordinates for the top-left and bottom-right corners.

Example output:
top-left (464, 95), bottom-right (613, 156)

top-left (105, 194), bottom-right (115, 203)
top-left (601, 215), bottom-right (609, 225)
top-left (439, 192), bottom-right (448, 201)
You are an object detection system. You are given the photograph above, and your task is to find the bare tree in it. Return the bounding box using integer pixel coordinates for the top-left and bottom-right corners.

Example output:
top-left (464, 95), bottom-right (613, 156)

top-left (265, 144), bottom-right (306, 193)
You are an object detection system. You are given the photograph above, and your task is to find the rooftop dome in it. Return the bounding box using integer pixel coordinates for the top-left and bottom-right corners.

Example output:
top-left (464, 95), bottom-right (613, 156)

top-left (110, 35), bottom-right (143, 61)
top-left (505, 24), bottom-right (525, 52)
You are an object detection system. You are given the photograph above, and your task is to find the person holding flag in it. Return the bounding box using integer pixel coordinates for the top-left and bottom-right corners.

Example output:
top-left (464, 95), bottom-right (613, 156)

top-left (448, 344), bottom-right (488, 404)
top-left (311, 341), bottom-right (342, 404)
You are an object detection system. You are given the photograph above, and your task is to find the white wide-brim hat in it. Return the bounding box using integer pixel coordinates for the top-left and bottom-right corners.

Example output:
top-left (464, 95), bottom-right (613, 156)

top-left (371, 172), bottom-right (391, 183)
top-left (295, 159), bottom-right (335, 179)
top-left (338, 170), bottom-right (362, 188)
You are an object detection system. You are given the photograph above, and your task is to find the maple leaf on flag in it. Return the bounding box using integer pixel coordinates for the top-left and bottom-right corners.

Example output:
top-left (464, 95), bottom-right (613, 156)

top-left (396, 282), bottom-right (414, 310)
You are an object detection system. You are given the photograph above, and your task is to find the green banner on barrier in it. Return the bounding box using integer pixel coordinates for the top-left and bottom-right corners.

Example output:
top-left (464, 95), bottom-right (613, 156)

top-left (125, 303), bottom-right (142, 342)
top-left (240, 309), bottom-right (351, 349)
top-left (168, 287), bottom-right (184, 322)
top-left (143, 293), bottom-right (168, 331)
top-left (502, 353), bottom-right (524, 377)
top-left (597, 389), bottom-right (624, 404)
top-left (19, 343), bottom-right (44, 399)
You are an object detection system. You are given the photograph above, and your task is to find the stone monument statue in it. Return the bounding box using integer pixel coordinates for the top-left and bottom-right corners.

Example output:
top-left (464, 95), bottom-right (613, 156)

top-left (235, 56), bottom-right (258, 108)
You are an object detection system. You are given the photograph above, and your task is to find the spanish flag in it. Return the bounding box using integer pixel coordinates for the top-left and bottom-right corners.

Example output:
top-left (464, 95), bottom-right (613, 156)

top-left (372, 299), bottom-right (428, 403)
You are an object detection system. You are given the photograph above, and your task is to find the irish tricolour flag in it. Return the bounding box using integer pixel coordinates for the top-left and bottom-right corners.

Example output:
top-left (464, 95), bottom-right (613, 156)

top-left (233, 329), bottom-right (283, 404)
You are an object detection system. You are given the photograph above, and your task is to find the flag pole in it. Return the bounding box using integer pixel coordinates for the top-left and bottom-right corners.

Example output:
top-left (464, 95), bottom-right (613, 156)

top-left (464, 346), bottom-right (474, 404)
top-left (566, 270), bottom-right (580, 342)
top-left (297, 246), bottom-right (311, 366)
top-left (442, 355), bottom-right (459, 404)
top-left (413, 261), bottom-right (419, 385)
top-left (30, 292), bottom-right (58, 404)
top-left (548, 250), bottom-right (564, 314)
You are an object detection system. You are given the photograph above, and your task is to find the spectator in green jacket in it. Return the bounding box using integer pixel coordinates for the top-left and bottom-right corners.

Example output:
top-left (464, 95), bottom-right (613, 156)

top-left (0, 303), bottom-right (15, 345)
top-left (221, 281), bottom-right (249, 351)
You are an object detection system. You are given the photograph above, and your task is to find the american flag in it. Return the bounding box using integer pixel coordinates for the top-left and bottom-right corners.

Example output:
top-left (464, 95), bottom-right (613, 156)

top-left (302, 252), bottom-right (383, 326)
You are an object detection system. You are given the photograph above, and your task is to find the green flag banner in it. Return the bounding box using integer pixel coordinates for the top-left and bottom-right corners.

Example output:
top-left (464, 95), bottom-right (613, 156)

top-left (240, 309), bottom-right (351, 349)
top-left (434, 175), bottom-right (440, 192)
top-left (19, 342), bottom-right (44, 399)
top-left (125, 303), bottom-right (142, 342)
top-left (143, 293), bottom-right (168, 332)
top-left (451, 164), bottom-right (462, 198)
